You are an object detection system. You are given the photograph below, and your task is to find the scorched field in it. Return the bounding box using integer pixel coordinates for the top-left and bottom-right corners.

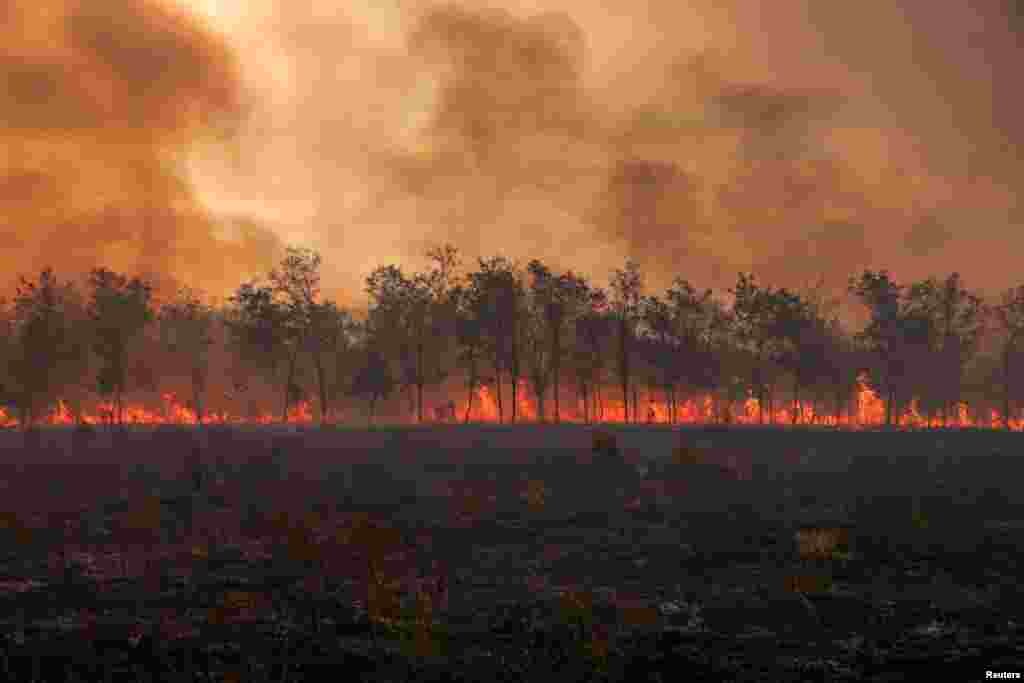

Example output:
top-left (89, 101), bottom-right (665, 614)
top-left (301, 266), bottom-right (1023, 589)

top-left (0, 424), bottom-right (1021, 681)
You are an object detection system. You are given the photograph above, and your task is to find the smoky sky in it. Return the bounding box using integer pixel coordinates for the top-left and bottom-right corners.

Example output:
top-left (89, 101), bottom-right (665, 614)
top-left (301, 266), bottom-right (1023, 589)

top-left (4, 0), bottom-right (1022, 318)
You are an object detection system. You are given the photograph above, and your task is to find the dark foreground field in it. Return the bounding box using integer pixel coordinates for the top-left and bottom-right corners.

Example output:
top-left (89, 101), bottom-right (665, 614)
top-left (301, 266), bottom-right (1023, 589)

top-left (0, 424), bottom-right (1022, 681)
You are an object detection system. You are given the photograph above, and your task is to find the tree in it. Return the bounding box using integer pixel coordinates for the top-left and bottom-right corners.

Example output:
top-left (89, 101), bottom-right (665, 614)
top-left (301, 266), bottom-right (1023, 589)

top-left (159, 286), bottom-right (216, 425)
top-left (451, 284), bottom-right (487, 422)
top-left (224, 280), bottom-right (295, 423)
top-left (463, 257), bottom-right (524, 423)
top-left (903, 273), bottom-right (984, 426)
top-left (569, 292), bottom-right (610, 423)
top-left (87, 268), bottom-right (155, 426)
top-left (662, 278), bottom-right (723, 421)
top-left (521, 288), bottom-right (553, 421)
top-left (848, 269), bottom-right (940, 427)
top-left (609, 259), bottom-right (643, 422)
top-left (268, 246), bottom-right (338, 425)
top-left (349, 349), bottom-right (395, 426)
top-left (4, 268), bottom-right (90, 428)
top-left (525, 261), bottom-right (597, 423)
top-left (730, 273), bottom-right (800, 424)
top-left (305, 300), bottom-right (359, 424)
top-left (365, 251), bottom-right (455, 424)
top-left (989, 285), bottom-right (1024, 429)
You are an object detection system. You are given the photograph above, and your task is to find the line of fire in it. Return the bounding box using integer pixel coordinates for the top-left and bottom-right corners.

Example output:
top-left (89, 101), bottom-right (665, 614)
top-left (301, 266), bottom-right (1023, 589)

top-left (2, 245), bottom-right (1022, 432)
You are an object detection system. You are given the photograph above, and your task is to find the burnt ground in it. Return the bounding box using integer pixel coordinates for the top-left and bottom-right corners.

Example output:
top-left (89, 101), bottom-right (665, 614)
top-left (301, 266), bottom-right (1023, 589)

top-left (0, 424), bottom-right (1021, 681)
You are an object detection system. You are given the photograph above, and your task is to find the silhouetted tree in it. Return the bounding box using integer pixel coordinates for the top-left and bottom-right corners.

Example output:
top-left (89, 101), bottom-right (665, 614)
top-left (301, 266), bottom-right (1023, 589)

top-left (5, 268), bottom-right (90, 428)
top-left (609, 259), bottom-right (643, 422)
top-left (305, 300), bottom-right (358, 424)
top-left (159, 286), bottom-right (215, 425)
top-left (571, 297), bottom-right (611, 423)
top-left (990, 285), bottom-right (1024, 429)
top-left (903, 272), bottom-right (984, 425)
top-left (451, 284), bottom-right (487, 422)
top-left (365, 250), bottom-right (455, 424)
top-left (349, 349), bottom-right (395, 426)
top-left (730, 273), bottom-right (800, 424)
top-left (464, 257), bottom-right (523, 423)
top-left (87, 268), bottom-right (155, 426)
top-left (848, 270), bottom-right (905, 427)
top-left (225, 280), bottom-right (295, 423)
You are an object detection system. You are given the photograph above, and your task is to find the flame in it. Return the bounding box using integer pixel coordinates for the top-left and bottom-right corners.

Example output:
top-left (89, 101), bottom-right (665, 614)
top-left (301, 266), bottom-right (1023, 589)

top-left (0, 373), bottom-right (1019, 429)
top-left (431, 372), bottom-right (1022, 430)
top-left (0, 392), bottom-right (316, 428)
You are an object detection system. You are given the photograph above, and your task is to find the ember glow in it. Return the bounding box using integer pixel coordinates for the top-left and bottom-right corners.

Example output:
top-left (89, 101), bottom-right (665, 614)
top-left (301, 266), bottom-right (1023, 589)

top-left (2, 380), bottom-right (1017, 430)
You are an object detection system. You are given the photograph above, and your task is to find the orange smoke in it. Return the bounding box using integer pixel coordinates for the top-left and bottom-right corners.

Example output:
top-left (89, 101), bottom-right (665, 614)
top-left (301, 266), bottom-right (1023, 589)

top-left (0, 0), bottom-right (282, 303)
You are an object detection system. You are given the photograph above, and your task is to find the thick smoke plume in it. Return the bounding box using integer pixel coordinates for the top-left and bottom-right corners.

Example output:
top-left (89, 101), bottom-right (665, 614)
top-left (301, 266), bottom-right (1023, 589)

top-left (6, 0), bottom-right (1023, 317)
top-left (0, 0), bottom-right (283, 302)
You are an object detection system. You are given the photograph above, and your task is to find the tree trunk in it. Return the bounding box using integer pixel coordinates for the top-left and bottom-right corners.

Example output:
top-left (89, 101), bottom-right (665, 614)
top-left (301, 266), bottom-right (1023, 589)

top-left (464, 377), bottom-right (476, 424)
top-left (792, 376), bottom-right (800, 426)
top-left (416, 342), bottom-right (424, 424)
top-left (495, 367), bottom-right (504, 424)
top-left (511, 369), bottom-right (518, 423)
top-left (536, 384), bottom-right (546, 423)
top-left (312, 351), bottom-right (327, 426)
top-left (282, 350), bottom-right (299, 424)
top-left (192, 365), bottom-right (205, 426)
top-left (885, 386), bottom-right (894, 427)
top-left (552, 327), bottom-right (561, 424)
top-left (755, 368), bottom-right (764, 425)
top-left (1004, 345), bottom-right (1012, 431)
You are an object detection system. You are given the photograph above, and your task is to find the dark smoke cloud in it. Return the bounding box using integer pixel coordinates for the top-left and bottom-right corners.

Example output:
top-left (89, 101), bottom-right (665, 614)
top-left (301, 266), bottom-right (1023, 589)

top-left (0, 0), bottom-right (283, 302)
top-left (12, 0), bottom-right (1021, 319)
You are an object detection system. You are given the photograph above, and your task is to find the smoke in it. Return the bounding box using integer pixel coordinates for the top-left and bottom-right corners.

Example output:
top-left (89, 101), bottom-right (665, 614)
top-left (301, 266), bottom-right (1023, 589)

top-left (6, 0), bottom-right (1023, 320)
top-left (0, 0), bottom-right (284, 302)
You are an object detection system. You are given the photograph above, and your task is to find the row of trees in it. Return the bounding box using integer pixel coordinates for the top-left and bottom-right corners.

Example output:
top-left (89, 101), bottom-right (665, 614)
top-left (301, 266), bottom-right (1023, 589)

top-left (4, 244), bottom-right (1024, 429)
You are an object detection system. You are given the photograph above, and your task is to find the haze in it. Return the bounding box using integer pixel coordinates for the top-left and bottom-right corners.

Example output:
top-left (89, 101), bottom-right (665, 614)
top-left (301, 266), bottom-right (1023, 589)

top-left (3, 0), bottom-right (1021, 320)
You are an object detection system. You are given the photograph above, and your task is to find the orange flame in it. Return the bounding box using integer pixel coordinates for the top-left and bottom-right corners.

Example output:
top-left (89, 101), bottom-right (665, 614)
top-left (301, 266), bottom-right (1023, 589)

top-left (0, 374), bottom-right (1018, 429)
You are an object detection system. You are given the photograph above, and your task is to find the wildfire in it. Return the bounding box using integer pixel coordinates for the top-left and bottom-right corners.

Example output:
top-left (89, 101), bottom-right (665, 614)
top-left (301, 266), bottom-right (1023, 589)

top-left (0, 393), bottom-right (316, 428)
top-left (446, 374), bottom-right (1021, 430)
top-left (0, 376), bottom-right (1019, 429)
